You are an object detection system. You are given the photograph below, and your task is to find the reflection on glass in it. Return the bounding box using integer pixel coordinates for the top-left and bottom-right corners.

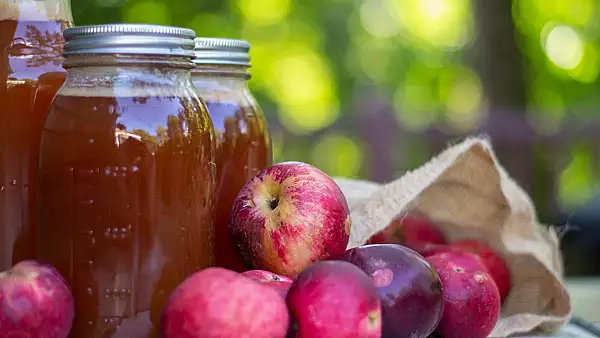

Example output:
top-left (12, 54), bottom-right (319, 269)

top-left (39, 92), bottom-right (214, 337)
top-left (0, 5), bottom-right (72, 269)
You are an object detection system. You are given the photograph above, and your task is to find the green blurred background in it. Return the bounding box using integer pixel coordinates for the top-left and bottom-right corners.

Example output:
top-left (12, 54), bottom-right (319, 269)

top-left (71, 0), bottom-right (600, 276)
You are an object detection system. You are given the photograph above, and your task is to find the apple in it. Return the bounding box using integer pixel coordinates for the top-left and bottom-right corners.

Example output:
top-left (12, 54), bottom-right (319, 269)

top-left (426, 251), bottom-right (501, 338)
top-left (162, 267), bottom-right (289, 338)
top-left (286, 261), bottom-right (381, 338)
top-left (341, 244), bottom-right (444, 338)
top-left (229, 161), bottom-right (351, 278)
top-left (366, 214), bottom-right (446, 246)
top-left (241, 270), bottom-right (294, 297)
top-left (0, 260), bottom-right (74, 338)
top-left (402, 242), bottom-right (460, 258)
top-left (451, 239), bottom-right (511, 301)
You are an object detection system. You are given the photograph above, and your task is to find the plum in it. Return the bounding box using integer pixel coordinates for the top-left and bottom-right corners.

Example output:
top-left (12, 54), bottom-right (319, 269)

top-left (0, 260), bottom-right (74, 338)
top-left (162, 267), bottom-right (289, 338)
top-left (366, 214), bottom-right (446, 246)
top-left (241, 270), bottom-right (294, 297)
top-left (426, 251), bottom-right (501, 338)
top-left (341, 244), bottom-right (444, 338)
top-left (451, 239), bottom-right (511, 301)
top-left (286, 261), bottom-right (381, 338)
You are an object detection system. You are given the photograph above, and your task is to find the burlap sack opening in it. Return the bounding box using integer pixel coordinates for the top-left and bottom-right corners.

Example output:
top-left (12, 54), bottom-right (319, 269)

top-left (335, 135), bottom-right (572, 337)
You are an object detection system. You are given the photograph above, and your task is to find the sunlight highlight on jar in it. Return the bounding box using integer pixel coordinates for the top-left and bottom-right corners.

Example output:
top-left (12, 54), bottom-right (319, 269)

top-left (236, 0), bottom-right (292, 25)
top-left (385, 0), bottom-right (472, 49)
top-left (311, 134), bottom-right (363, 178)
top-left (542, 24), bottom-right (584, 70)
top-left (558, 145), bottom-right (596, 208)
top-left (267, 49), bottom-right (340, 134)
top-left (123, 1), bottom-right (170, 25)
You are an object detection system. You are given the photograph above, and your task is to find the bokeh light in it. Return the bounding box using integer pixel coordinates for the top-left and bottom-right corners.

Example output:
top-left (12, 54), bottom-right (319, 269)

top-left (235, 0), bottom-right (292, 26)
top-left (359, 0), bottom-right (400, 38)
top-left (187, 13), bottom-right (238, 38)
top-left (543, 24), bottom-right (584, 70)
top-left (385, 0), bottom-right (473, 49)
top-left (257, 44), bottom-right (339, 135)
top-left (438, 67), bottom-right (484, 130)
top-left (558, 145), bottom-right (597, 208)
top-left (123, 0), bottom-right (170, 25)
top-left (311, 134), bottom-right (363, 178)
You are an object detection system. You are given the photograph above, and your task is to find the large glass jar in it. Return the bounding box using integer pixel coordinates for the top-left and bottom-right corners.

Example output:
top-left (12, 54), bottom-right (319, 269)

top-left (191, 38), bottom-right (271, 272)
top-left (0, 0), bottom-right (73, 269)
top-left (37, 24), bottom-right (215, 337)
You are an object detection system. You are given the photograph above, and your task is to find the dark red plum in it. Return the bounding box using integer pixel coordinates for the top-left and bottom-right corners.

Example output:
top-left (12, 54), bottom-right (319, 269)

top-left (341, 244), bottom-right (444, 338)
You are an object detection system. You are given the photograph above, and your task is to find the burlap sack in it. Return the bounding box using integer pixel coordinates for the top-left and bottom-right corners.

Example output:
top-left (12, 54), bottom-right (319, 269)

top-left (334, 135), bottom-right (572, 337)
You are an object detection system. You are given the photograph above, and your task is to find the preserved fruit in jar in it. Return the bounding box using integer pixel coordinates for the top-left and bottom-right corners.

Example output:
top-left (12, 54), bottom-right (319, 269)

top-left (192, 38), bottom-right (271, 272)
top-left (37, 24), bottom-right (215, 337)
top-left (0, 0), bottom-right (73, 269)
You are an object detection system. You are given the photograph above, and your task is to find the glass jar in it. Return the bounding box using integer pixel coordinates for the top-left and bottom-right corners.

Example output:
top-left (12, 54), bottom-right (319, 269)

top-left (37, 24), bottom-right (215, 338)
top-left (0, 0), bottom-right (73, 269)
top-left (191, 38), bottom-right (271, 272)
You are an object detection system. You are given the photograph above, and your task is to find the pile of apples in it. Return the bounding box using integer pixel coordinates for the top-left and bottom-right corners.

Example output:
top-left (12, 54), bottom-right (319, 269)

top-left (162, 161), bottom-right (511, 338)
top-left (0, 161), bottom-right (511, 338)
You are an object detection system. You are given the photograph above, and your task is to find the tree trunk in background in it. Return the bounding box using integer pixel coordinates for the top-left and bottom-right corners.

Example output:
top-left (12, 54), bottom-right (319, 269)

top-left (470, 0), bottom-right (555, 221)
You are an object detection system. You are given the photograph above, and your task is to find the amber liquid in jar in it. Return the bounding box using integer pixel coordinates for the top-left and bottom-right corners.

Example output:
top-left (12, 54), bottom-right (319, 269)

top-left (38, 78), bottom-right (215, 337)
top-left (0, 0), bottom-right (72, 269)
top-left (192, 71), bottom-right (271, 272)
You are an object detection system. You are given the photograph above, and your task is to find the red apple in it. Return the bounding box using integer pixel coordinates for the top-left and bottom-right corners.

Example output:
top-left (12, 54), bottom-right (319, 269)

top-left (0, 260), bottom-right (74, 338)
top-left (451, 239), bottom-right (511, 301)
top-left (341, 244), bottom-right (444, 338)
top-left (229, 161), bottom-right (351, 278)
top-left (426, 252), bottom-right (501, 338)
top-left (366, 214), bottom-right (446, 246)
top-left (402, 242), bottom-right (460, 258)
top-left (286, 261), bottom-right (381, 338)
top-left (162, 267), bottom-right (289, 338)
top-left (241, 270), bottom-right (294, 297)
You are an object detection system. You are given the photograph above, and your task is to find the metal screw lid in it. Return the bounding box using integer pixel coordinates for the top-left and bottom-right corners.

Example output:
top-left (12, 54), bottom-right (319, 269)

top-left (63, 24), bottom-right (196, 57)
top-left (193, 38), bottom-right (251, 67)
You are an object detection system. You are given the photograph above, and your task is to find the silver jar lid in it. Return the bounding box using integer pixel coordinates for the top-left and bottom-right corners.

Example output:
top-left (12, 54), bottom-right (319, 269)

top-left (193, 38), bottom-right (251, 67)
top-left (63, 24), bottom-right (196, 57)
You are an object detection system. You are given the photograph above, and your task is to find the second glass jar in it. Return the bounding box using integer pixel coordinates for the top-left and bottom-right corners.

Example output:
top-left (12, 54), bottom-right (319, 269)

top-left (191, 38), bottom-right (272, 272)
top-left (37, 24), bottom-right (215, 337)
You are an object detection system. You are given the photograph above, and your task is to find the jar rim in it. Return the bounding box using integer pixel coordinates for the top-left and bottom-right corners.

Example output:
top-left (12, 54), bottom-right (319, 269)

top-left (193, 37), bottom-right (251, 67)
top-left (63, 24), bottom-right (196, 58)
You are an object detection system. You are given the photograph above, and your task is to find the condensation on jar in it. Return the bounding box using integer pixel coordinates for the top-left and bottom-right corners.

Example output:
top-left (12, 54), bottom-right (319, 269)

top-left (191, 38), bottom-right (272, 272)
top-left (37, 24), bottom-right (216, 338)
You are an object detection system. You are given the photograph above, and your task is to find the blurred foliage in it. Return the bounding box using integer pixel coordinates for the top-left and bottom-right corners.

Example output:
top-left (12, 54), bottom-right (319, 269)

top-left (70, 0), bottom-right (600, 217)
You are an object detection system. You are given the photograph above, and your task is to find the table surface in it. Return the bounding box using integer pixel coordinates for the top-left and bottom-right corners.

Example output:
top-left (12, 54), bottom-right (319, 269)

top-left (522, 319), bottom-right (600, 338)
